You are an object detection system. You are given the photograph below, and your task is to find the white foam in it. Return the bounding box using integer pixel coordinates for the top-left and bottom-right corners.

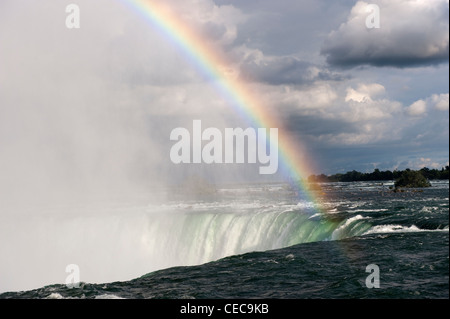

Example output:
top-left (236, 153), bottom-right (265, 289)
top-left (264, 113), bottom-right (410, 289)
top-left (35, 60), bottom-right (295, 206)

top-left (419, 206), bottom-right (439, 213)
top-left (44, 292), bottom-right (124, 299)
top-left (285, 254), bottom-right (295, 260)
top-left (94, 294), bottom-right (125, 299)
top-left (364, 224), bottom-right (449, 235)
top-left (351, 208), bottom-right (389, 213)
top-left (308, 213), bottom-right (321, 219)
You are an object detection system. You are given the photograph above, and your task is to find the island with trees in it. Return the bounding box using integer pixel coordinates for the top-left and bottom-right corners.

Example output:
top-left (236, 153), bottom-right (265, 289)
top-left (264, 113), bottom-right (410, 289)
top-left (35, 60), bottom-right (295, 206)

top-left (307, 166), bottom-right (449, 189)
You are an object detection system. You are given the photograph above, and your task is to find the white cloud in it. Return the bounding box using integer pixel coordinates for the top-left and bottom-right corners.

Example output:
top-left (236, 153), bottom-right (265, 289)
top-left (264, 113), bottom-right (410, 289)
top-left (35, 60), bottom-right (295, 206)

top-left (321, 0), bottom-right (449, 67)
top-left (345, 83), bottom-right (386, 102)
top-left (407, 99), bottom-right (427, 116)
top-left (418, 158), bottom-right (442, 169)
top-left (336, 83), bottom-right (402, 124)
top-left (400, 157), bottom-right (446, 170)
top-left (405, 93), bottom-right (449, 117)
top-left (344, 98), bottom-right (403, 122)
top-left (255, 79), bottom-right (405, 145)
top-left (431, 93), bottom-right (449, 111)
top-left (254, 82), bottom-right (338, 114)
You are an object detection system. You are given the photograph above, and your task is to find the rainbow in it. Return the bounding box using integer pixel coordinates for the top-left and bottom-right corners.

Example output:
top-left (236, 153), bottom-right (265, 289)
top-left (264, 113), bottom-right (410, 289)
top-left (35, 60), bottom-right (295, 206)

top-left (122, 0), bottom-right (323, 206)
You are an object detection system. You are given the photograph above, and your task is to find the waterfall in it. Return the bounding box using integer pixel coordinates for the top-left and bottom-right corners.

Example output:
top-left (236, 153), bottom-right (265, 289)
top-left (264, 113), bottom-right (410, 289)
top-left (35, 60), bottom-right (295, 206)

top-left (0, 200), bottom-right (371, 293)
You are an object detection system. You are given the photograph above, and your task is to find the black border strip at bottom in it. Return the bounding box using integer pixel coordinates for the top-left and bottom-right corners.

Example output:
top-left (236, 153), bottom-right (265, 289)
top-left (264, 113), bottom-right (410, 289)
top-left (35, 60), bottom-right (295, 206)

top-left (1, 299), bottom-right (447, 317)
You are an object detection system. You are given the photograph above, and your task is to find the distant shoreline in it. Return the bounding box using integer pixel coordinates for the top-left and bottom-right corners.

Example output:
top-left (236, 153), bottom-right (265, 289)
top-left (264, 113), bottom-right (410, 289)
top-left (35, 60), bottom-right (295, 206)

top-left (307, 166), bottom-right (449, 183)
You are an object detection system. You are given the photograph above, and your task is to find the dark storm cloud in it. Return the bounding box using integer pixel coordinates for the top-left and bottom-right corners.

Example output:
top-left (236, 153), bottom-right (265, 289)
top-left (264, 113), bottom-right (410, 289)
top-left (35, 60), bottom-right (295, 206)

top-left (321, 0), bottom-right (449, 68)
top-left (322, 47), bottom-right (449, 69)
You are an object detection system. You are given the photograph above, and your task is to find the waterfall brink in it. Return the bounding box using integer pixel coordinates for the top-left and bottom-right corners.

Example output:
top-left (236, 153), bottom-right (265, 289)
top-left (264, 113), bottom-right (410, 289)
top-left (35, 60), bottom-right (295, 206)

top-left (0, 200), bottom-right (371, 293)
top-left (142, 210), bottom-right (371, 267)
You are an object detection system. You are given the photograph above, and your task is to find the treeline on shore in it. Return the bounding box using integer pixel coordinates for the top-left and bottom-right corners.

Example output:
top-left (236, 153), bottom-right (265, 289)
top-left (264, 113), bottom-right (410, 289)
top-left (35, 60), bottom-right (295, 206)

top-left (308, 166), bottom-right (449, 183)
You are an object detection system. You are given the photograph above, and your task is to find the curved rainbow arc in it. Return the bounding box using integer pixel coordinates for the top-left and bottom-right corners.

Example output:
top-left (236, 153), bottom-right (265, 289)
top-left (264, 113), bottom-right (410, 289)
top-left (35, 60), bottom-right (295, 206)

top-left (123, 0), bottom-right (323, 206)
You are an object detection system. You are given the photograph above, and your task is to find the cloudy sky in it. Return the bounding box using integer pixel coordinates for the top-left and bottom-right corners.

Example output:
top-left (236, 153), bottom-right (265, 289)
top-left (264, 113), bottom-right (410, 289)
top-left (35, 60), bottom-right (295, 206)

top-left (0, 0), bottom-right (448, 200)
